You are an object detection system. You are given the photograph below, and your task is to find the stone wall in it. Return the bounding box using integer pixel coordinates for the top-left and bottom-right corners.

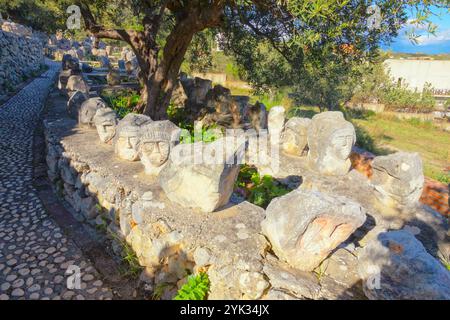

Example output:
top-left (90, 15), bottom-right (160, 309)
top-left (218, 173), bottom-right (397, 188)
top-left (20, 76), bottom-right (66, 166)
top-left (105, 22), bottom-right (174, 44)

top-left (0, 30), bottom-right (44, 98)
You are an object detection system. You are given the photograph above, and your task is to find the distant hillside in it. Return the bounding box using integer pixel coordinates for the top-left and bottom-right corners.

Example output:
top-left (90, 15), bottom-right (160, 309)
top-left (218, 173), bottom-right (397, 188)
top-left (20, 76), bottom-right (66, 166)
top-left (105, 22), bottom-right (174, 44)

top-left (386, 52), bottom-right (450, 61)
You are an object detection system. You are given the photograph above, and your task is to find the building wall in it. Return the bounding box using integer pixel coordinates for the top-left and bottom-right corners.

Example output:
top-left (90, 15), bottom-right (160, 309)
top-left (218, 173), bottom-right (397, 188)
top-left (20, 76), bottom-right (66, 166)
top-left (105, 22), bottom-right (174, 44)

top-left (384, 59), bottom-right (450, 92)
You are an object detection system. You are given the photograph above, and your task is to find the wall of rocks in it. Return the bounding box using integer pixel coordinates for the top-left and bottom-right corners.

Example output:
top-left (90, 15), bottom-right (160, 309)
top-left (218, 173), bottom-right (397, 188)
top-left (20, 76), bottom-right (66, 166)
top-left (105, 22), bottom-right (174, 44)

top-left (43, 57), bottom-right (450, 300)
top-left (0, 30), bottom-right (44, 99)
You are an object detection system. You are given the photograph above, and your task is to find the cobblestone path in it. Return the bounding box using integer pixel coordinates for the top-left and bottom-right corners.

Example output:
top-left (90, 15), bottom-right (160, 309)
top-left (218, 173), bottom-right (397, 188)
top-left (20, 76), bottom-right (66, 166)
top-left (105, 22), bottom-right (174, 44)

top-left (0, 61), bottom-right (113, 300)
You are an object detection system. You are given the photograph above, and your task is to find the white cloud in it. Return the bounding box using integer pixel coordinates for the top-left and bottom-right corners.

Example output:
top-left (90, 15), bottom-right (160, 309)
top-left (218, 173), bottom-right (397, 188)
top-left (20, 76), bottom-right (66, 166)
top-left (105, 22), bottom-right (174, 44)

top-left (415, 28), bottom-right (450, 45)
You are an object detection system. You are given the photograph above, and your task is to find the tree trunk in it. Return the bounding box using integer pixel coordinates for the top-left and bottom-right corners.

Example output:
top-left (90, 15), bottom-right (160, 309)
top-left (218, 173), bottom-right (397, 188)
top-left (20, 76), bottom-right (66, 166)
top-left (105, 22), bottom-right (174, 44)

top-left (142, 21), bottom-right (197, 120)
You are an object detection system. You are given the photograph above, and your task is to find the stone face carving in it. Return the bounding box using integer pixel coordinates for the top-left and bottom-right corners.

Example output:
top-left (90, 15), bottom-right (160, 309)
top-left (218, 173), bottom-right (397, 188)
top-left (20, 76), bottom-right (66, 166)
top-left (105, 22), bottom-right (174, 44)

top-left (66, 75), bottom-right (89, 95)
top-left (358, 230), bottom-right (450, 300)
top-left (93, 107), bottom-right (119, 143)
top-left (281, 117), bottom-right (311, 157)
top-left (261, 189), bottom-right (366, 271)
top-left (67, 90), bottom-right (88, 119)
top-left (371, 152), bottom-right (424, 207)
top-left (159, 138), bottom-right (244, 212)
top-left (78, 97), bottom-right (107, 128)
top-left (114, 113), bottom-right (153, 161)
top-left (307, 111), bottom-right (356, 176)
top-left (138, 121), bottom-right (181, 175)
top-left (268, 106), bottom-right (285, 144)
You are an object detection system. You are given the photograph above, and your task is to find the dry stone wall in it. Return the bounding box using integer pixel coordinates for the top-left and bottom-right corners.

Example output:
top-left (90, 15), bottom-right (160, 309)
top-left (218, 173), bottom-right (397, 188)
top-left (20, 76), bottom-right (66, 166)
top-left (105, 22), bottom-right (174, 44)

top-left (0, 30), bottom-right (44, 98)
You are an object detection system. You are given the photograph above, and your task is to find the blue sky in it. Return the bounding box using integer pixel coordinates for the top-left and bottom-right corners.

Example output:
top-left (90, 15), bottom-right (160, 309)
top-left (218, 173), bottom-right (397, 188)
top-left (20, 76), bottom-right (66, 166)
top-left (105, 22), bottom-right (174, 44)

top-left (385, 6), bottom-right (450, 54)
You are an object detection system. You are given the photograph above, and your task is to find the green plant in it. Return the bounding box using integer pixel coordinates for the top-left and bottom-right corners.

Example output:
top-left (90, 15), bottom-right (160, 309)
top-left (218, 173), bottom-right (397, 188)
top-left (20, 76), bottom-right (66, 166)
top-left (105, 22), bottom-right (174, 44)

top-left (173, 272), bottom-right (210, 300)
top-left (234, 165), bottom-right (292, 208)
top-left (108, 231), bottom-right (143, 278)
top-left (314, 260), bottom-right (329, 283)
top-left (436, 172), bottom-right (450, 185)
top-left (152, 282), bottom-right (172, 300)
top-left (101, 89), bottom-right (140, 118)
top-left (437, 250), bottom-right (450, 271)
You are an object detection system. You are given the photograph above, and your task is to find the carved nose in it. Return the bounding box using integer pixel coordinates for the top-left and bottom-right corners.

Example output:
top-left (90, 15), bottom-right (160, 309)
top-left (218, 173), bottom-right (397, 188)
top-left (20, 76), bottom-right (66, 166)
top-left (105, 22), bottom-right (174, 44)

top-left (126, 138), bottom-right (132, 148)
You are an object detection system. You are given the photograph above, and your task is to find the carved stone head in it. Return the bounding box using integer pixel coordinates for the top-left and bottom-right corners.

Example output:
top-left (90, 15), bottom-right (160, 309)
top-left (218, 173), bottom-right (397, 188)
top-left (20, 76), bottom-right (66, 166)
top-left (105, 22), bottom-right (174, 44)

top-left (371, 152), bottom-right (424, 207)
top-left (281, 117), bottom-right (311, 157)
top-left (114, 114), bottom-right (152, 161)
top-left (139, 121), bottom-right (181, 175)
top-left (93, 107), bottom-right (119, 143)
top-left (307, 112), bottom-right (356, 175)
top-left (79, 97), bottom-right (107, 128)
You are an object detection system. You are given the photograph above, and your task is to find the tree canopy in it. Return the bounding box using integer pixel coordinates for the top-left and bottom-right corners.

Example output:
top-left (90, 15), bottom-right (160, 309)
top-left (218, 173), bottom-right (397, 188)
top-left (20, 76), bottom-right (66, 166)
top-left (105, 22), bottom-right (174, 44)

top-left (1, 0), bottom-right (448, 116)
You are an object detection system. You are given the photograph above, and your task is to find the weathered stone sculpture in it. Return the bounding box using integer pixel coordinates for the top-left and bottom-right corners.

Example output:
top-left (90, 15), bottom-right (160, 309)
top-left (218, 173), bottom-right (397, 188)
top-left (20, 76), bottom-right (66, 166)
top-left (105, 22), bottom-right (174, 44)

top-left (189, 77), bottom-right (212, 105)
top-left (307, 111), bottom-right (356, 176)
top-left (107, 69), bottom-right (121, 86)
top-left (261, 189), bottom-right (366, 271)
top-left (170, 80), bottom-right (188, 108)
top-left (358, 230), bottom-right (450, 300)
top-left (66, 75), bottom-right (89, 96)
top-left (371, 152), bottom-right (424, 207)
top-left (202, 85), bottom-right (242, 129)
top-left (159, 138), bottom-right (244, 212)
top-left (78, 97), bottom-right (107, 128)
top-left (93, 107), bottom-right (119, 143)
top-left (281, 117), bottom-right (311, 157)
top-left (268, 106), bottom-right (285, 145)
top-left (58, 70), bottom-right (76, 91)
top-left (138, 121), bottom-right (181, 175)
top-left (114, 113), bottom-right (152, 161)
top-left (67, 90), bottom-right (88, 119)
top-left (99, 55), bottom-right (111, 69)
top-left (247, 102), bottom-right (267, 133)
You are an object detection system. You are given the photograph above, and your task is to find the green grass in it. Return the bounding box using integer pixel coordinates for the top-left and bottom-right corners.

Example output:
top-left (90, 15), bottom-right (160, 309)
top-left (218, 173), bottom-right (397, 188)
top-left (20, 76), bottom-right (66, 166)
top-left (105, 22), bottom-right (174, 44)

top-left (353, 114), bottom-right (450, 182)
top-left (108, 231), bottom-right (143, 279)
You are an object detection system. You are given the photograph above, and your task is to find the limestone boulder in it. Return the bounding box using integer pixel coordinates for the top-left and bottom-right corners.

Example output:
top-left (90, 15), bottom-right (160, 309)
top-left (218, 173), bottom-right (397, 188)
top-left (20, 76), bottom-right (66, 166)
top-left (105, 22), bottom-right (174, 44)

top-left (107, 69), bottom-right (121, 86)
top-left (358, 230), bottom-right (450, 300)
top-left (261, 189), bottom-right (366, 271)
top-left (67, 90), bottom-right (88, 119)
top-left (246, 102), bottom-right (267, 133)
top-left (268, 106), bottom-right (285, 145)
top-left (371, 152), bottom-right (424, 207)
top-left (159, 137), bottom-right (244, 213)
top-left (99, 55), bottom-right (111, 69)
top-left (58, 70), bottom-right (75, 90)
top-left (78, 97), bottom-right (107, 128)
top-left (66, 75), bottom-right (89, 96)
top-left (281, 117), bottom-right (311, 157)
top-left (189, 77), bottom-right (212, 105)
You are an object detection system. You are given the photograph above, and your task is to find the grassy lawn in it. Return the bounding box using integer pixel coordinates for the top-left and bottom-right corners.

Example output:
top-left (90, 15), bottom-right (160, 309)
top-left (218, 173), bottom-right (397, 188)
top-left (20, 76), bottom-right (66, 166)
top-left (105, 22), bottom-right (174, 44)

top-left (353, 114), bottom-right (450, 183)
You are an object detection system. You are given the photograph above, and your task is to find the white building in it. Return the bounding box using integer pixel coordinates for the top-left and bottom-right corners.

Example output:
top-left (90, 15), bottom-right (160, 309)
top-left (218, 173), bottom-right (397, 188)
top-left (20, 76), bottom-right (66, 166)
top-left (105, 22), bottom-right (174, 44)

top-left (384, 59), bottom-right (450, 93)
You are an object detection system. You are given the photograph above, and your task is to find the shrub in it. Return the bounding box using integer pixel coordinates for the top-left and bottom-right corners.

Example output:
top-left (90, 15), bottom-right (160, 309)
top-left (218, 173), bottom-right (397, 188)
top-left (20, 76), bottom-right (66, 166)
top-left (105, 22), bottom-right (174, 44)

top-left (101, 89), bottom-right (140, 118)
top-left (234, 165), bottom-right (292, 208)
top-left (173, 272), bottom-right (210, 300)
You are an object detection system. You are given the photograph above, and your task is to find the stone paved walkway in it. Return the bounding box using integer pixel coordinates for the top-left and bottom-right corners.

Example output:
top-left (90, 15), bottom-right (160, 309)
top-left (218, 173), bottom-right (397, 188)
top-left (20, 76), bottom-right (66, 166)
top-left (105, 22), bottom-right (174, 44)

top-left (0, 61), bottom-right (113, 300)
